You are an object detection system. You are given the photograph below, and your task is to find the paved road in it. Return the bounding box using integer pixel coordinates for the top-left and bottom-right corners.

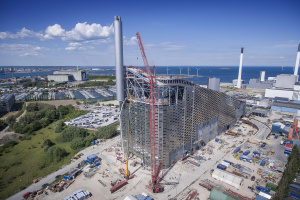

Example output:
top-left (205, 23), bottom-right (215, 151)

top-left (250, 119), bottom-right (271, 141)
top-left (7, 136), bottom-right (120, 200)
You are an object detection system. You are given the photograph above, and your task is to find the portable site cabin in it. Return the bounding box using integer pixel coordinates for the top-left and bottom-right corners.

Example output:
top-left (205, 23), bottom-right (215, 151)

top-left (87, 154), bottom-right (98, 164)
top-left (221, 160), bottom-right (230, 168)
top-left (212, 168), bottom-right (243, 189)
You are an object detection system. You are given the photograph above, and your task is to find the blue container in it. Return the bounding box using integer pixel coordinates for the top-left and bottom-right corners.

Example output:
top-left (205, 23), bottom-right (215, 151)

top-left (223, 160), bottom-right (231, 165)
top-left (260, 160), bottom-right (266, 166)
top-left (233, 147), bottom-right (241, 154)
top-left (215, 138), bottom-right (219, 142)
top-left (87, 154), bottom-right (98, 164)
top-left (256, 186), bottom-right (270, 193)
top-left (243, 150), bottom-right (250, 156)
top-left (217, 164), bottom-right (227, 170)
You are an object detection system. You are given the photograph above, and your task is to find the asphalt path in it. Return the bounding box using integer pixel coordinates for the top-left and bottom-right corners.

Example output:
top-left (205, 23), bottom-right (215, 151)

top-left (7, 136), bottom-right (120, 200)
top-left (250, 119), bottom-right (271, 141)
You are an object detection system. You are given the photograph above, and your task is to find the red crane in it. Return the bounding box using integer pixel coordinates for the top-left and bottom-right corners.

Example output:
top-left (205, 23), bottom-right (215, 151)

top-left (136, 32), bottom-right (163, 193)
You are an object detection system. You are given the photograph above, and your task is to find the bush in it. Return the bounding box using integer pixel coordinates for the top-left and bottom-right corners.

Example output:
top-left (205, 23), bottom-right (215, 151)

top-left (95, 124), bottom-right (117, 139)
top-left (70, 138), bottom-right (85, 150)
top-left (84, 135), bottom-right (95, 147)
top-left (55, 121), bottom-right (64, 133)
top-left (0, 120), bottom-right (8, 131)
top-left (56, 126), bottom-right (88, 143)
top-left (0, 140), bottom-right (18, 154)
top-left (46, 146), bottom-right (68, 163)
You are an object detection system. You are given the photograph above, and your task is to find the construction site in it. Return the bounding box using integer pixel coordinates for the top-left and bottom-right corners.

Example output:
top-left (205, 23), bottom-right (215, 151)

top-left (24, 16), bottom-right (300, 200)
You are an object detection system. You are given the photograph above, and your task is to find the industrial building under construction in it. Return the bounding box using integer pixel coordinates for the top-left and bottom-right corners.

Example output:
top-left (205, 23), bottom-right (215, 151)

top-left (114, 16), bottom-right (246, 169)
top-left (119, 66), bottom-right (246, 168)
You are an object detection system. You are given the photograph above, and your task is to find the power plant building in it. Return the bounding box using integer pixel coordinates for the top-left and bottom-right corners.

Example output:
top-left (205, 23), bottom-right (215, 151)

top-left (120, 66), bottom-right (246, 168)
top-left (48, 70), bottom-right (87, 82)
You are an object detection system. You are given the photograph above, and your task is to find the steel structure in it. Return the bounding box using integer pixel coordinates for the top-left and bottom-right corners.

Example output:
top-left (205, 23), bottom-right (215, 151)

top-left (120, 65), bottom-right (245, 169)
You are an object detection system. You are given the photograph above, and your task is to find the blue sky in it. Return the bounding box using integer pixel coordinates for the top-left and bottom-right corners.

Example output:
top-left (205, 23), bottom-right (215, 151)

top-left (0, 0), bottom-right (299, 66)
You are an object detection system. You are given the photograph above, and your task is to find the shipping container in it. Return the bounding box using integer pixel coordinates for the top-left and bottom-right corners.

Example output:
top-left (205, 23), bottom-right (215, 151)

top-left (243, 150), bottom-right (250, 156)
top-left (233, 147), bottom-right (241, 154)
top-left (256, 186), bottom-right (271, 193)
top-left (260, 160), bottom-right (266, 166)
top-left (223, 160), bottom-right (231, 165)
top-left (217, 164), bottom-right (227, 170)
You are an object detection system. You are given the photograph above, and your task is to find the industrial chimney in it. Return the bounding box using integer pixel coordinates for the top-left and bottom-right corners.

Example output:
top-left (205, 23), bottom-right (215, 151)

top-left (294, 44), bottom-right (300, 78)
top-left (114, 16), bottom-right (124, 101)
top-left (237, 47), bottom-right (244, 89)
top-left (260, 71), bottom-right (265, 82)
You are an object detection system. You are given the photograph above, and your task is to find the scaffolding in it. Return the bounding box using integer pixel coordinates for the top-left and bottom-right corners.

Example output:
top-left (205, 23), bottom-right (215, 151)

top-left (120, 66), bottom-right (245, 168)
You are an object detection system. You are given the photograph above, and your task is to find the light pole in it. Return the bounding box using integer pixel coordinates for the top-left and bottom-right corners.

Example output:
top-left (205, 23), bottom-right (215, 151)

top-left (187, 67), bottom-right (190, 77)
top-left (167, 67), bottom-right (169, 76)
top-left (180, 68), bottom-right (183, 77)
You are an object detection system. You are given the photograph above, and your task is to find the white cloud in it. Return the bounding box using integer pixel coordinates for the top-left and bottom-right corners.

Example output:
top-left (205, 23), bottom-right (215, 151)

top-left (124, 36), bottom-right (137, 45)
top-left (0, 43), bottom-right (45, 56)
top-left (0, 28), bottom-right (44, 39)
top-left (63, 22), bottom-right (113, 41)
top-left (0, 22), bottom-right (114, 42)
top-left (44, 24), bottom-right (66, 39)
top-left (65, 42), bottom-right (95, 51)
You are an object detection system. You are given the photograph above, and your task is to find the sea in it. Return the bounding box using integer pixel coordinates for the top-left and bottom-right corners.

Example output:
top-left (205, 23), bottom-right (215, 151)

top-left (0, 66), bottom-right (294, 86)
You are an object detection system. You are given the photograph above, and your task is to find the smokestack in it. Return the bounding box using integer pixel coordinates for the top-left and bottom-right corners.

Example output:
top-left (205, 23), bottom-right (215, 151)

top-left (294, 44), bottom-right (300, 77)
top-left (260, 71), bottom-right (265, 82)
top-left (114, 16), bottom-right (124, 101)
top-left (237, 47), bottom-right (244, 88)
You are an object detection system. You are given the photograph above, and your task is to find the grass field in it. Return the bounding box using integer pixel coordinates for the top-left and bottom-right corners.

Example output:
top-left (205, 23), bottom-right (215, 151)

top-left (0, 109), bottom-right (91, 200)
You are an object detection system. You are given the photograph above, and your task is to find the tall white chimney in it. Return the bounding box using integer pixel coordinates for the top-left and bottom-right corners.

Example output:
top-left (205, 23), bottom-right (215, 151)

top-left (260, 71), bottom-right (265, 82)
top-left (114, 16), bottom-right (124, 101)
top-left (294, 44), bottom-right (300, 77)
top-left (237, 47), bottom-right (244, 89)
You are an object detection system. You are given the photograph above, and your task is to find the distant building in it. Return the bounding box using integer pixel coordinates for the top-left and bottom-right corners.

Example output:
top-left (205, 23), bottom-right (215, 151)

top-left (232, 79), bottom-right (245, 87)
top-left (47, 74), bottom-right (74, 82)
top-left (48, 70), bottom-right (87, 82)
top-left (265, 75), bottom-right (300, 100)
top-left (0, 94), bottom-right (15, 112)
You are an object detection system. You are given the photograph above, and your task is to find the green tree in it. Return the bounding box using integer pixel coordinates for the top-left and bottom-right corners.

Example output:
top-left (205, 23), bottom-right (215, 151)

top-left (47, 146), bottom-right (68, 163)
top-left (55, 121), bottom-right (64, 133)
top-left (70, 138), bottom-right (85, 150)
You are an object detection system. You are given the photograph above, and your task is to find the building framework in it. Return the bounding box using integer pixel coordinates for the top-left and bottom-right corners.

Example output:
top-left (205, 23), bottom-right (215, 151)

top-left (120, 66), bottom-right (245, 168)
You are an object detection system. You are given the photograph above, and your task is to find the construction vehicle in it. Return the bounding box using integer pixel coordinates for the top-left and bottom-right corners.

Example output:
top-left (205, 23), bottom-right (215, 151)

top-left (137, 32), bottom-right (163, 193)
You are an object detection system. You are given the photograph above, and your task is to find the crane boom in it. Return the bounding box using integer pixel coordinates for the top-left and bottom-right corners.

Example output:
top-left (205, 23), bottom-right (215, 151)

top-left (136, 32), bottom-right (163, 193)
